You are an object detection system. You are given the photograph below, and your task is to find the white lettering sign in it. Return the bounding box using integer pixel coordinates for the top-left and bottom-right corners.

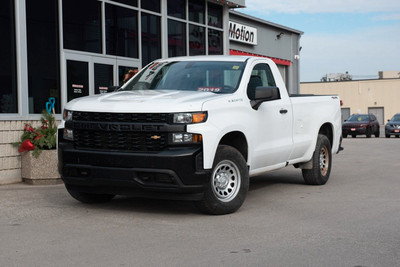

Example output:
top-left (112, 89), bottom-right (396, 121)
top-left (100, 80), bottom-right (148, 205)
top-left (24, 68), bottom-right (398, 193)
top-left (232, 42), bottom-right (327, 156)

top-left (229, 21), bottom-right (257, 45)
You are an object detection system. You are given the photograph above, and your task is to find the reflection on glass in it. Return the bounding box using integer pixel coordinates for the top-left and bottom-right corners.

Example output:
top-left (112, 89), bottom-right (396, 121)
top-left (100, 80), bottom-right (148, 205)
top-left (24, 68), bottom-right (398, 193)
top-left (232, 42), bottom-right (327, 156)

top-left (208, 3), bottom-right (223, 28)
top-left (208, 29), bottom-right (223, 55)
top-left (94, 64), bottom-right (114, 94)
top-left (141, 0), bottom-right (160, 13)
top-left (189, 0), bottom-right (205, 24)
top-left (63, 0), bottom-right (101, 53)
top-left (27, 0), bottom-right (61, 114)
top-left (189, 25), bottom-right (205, 56)
top-left (168, 20), bottom-right (186, 57)
top-left (106, 4), bottom-right (138, 58)
top-left (67, 60), bottom-right (89, 102)
top-left (167, 0), bottom-right (185, 19)
top-left (141, 13), bottom-right (161, 66)
top-left (0, 0), bottom-right (17, 113)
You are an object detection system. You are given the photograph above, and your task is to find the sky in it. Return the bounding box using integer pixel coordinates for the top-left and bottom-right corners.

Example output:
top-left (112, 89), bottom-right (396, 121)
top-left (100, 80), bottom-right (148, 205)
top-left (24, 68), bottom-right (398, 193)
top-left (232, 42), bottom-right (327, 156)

top-left (239, 0), bottom-right (400, 82)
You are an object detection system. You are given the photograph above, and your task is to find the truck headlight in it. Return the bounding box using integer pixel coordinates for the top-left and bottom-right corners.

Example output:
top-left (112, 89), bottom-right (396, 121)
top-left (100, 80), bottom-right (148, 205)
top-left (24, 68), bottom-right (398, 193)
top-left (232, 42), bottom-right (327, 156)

top-left (63, 109), bottom-right (73, 122)
top-left (63, 129), bottom-right (74, 141)
top-left (172, 133), bottom-right (202, 144)
top-left (173, 112), bottom-right (207, 124)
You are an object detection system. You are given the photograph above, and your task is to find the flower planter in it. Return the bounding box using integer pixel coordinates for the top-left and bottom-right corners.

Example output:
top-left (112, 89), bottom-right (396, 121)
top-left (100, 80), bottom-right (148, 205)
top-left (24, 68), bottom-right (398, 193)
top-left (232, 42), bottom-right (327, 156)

top-left (21, 150), bottom-right (62, 185)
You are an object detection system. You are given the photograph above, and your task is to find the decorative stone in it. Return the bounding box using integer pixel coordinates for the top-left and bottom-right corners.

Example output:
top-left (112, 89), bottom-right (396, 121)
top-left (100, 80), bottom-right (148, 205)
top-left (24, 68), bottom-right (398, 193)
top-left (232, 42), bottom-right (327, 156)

top-left (21, 150), bottom-right (62, 185)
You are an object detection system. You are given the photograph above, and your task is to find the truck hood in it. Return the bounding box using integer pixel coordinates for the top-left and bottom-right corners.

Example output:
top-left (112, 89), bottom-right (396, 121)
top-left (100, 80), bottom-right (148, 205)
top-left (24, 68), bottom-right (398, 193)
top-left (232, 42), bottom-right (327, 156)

top-left (65, 90), bottom-right (222, 113)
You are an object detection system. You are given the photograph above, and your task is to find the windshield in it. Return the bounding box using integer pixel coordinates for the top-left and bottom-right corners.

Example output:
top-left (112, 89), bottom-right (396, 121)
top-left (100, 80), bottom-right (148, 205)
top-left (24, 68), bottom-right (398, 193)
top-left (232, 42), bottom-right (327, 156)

top-left (123, 60), bottom-right (246, 93)
top-left (390, 114), bottom-right (400, 121)
top-left (347, 114), bottom-right (369, 122)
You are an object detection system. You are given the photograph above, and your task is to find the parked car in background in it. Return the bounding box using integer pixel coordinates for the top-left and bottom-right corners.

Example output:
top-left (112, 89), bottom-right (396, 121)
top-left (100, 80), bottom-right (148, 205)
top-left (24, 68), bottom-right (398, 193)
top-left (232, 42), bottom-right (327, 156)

top-left (342, 114), bottom-right (380, 138)
top-left (385, 113), bottom-right (400, 138)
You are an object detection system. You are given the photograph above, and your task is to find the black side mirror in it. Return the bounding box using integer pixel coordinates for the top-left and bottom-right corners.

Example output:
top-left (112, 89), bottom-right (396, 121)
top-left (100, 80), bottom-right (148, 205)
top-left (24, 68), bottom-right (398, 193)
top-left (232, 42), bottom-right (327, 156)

top-left (251, 86), bottom-right (280, 110)
top-left (107, 85), bottom-right (121, 93)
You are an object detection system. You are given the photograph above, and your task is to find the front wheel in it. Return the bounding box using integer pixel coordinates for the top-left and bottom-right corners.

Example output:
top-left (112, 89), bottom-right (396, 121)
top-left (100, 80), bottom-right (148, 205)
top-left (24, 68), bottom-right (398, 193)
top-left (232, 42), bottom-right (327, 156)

top-left (195, 145), bottom-right (249, 215)
top-left (302, 134), bottom-right (332, 185)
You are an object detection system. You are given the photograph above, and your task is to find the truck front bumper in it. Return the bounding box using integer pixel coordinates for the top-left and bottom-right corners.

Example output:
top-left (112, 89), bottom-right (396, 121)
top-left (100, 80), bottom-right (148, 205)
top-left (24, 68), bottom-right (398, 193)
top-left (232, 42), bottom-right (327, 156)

top-left (58, 141), bottom-right (210, 200)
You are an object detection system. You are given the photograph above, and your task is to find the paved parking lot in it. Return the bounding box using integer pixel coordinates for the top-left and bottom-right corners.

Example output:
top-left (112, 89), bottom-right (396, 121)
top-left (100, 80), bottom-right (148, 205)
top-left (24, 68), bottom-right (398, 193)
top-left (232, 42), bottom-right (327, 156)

top-left (1, 137), bottom-right (400, 267)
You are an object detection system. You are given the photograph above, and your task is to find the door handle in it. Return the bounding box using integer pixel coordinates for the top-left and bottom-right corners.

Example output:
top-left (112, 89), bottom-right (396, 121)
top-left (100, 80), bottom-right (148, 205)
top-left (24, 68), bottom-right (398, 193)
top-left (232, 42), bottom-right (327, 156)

top-left (280, 109), bottom-right (288, 114)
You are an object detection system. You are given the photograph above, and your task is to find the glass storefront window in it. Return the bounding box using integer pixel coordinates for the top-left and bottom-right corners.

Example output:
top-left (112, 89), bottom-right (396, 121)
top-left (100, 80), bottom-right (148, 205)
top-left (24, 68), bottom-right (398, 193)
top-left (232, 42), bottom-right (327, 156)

top-left (168, 19), bottom-right (186, 57)
top-left (94, 64), bottom-right (114, 94)
top-left (208, 29), bottom-right (223, 55)
top-left (26, 0), bottom-right (61, 114)
top-left (63, 0), bottom-right (102, 53)
top-left (113, 0), bottom-right (137, 7)
top-left (168, 0), bottom-right (185, 19)
top-left (141, 13), bottom-right (161, 66)
top-left (141, 0), bottom-right (160, 13)
top-left (189, 25), bottom-right (205, 56)
top-left (106, 4), bottom-right (138, 58)
top-left (189, 0), bottom-right (204, 24)
top-left (0, 0), bottom-right (17, 113)
top-left (67, 60), bottom-right (89, 102)
top-left (208, 2), bottom-right (223, 28)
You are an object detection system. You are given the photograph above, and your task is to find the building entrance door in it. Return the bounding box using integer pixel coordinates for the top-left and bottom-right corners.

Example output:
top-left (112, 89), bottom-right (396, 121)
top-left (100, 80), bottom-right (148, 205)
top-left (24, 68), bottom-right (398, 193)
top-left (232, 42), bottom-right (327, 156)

top-left (63, 52), bottom-right (140, 105)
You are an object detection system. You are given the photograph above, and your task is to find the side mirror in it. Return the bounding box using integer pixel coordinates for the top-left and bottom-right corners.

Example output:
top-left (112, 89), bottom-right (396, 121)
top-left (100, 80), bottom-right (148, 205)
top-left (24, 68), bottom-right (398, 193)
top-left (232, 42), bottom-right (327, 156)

top-left (107, 85), bottom-right (121, 93)
top-left (251, 86), bottom-right (280, 110)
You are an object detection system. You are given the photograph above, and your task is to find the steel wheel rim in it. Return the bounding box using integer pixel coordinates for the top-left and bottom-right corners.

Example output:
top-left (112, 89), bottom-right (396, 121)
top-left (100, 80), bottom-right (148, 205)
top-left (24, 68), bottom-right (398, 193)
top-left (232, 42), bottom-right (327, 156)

top-left (319, 145), bottom-right (329, 176)
top-left (211, 160), bottom-right (241, 202)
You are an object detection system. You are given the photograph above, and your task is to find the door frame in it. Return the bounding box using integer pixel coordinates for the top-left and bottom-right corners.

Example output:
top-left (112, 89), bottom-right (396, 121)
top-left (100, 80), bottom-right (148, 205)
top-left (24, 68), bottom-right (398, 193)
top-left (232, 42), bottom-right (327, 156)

top-left (61, 50), bottom-right (141, 109)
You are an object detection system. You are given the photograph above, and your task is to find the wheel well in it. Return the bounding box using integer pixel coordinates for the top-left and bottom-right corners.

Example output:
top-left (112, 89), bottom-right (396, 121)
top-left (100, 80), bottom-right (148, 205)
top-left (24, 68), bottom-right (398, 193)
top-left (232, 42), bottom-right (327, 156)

top-left (219, 131), bottom-right (248, 162)
top-left (319, 123), bottom-right (333, 147)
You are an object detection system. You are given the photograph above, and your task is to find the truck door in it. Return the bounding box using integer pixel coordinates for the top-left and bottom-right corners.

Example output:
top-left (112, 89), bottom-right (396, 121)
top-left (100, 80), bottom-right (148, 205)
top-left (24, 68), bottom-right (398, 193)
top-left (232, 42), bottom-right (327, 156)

top-left (247, 63), bottom-right (293, 170)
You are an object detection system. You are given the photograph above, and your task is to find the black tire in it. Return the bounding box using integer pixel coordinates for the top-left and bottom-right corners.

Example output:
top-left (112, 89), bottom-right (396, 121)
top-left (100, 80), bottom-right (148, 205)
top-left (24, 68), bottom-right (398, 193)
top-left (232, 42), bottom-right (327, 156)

top-left (366, 128), bottom-right (371, 138)
top-left (385, 134), bottom-right (390, 138)
top-left (66, 185), bottom-right (115, 204)
top-left (302, 134), bottom-right (332, 185)
top-left (352, 135), bottom-right (356, 138)
top-left (375, 130), bottom-right (380, 138)
top-left (342, 133), bottom-right (347, 138)
top-left (396, 135), bottom-right (400, 138)
top-left (195, 145), bottom-right (249, 215)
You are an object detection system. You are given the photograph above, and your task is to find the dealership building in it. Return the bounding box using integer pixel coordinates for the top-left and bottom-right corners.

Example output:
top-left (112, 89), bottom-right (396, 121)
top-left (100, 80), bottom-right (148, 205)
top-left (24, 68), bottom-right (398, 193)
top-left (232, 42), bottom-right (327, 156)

top-left (0, 0), bottom-right (302, 184)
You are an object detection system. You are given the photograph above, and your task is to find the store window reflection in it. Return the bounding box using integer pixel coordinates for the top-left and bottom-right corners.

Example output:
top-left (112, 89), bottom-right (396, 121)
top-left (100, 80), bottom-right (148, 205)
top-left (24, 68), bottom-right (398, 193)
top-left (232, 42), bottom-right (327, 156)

top-left (27, 0), bottom-right (61, 114)
top-left (141, 13), bottom-right (161, 66)
top-left (0, 0), bottom-right (17, 113)
top-left (208, 29), bottom-right (223, 55)
top-left (168, 19), bottom-right (186, 57)
top-left (189, 25), bottom-right (205, 56)
top-left (63, 0), bottom-right (102, 53)
top-left (106, 4), bottom-right (138, 58)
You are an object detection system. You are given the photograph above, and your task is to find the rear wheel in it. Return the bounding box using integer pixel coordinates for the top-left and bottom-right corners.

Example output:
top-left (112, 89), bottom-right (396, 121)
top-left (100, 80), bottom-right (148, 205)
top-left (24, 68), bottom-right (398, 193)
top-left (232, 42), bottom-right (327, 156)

top-left (396, 135), bottom-right (400, 138)
top-left (386, 134), bottom-right (390, 138)
top-left (195, 145), bottom-right (249, 215)
top-left (342, 133), bottom-right (347, 138)
top-left (302, 134), bottom-right (332, 185)
top-left (66, 185), bottom-right (115, 203)
top-left (366, 128), bottom-right (372, 138)
top-left (352, 135), bottom-right (356, 138)
top-left (375, 128), bottom-right (380, 137)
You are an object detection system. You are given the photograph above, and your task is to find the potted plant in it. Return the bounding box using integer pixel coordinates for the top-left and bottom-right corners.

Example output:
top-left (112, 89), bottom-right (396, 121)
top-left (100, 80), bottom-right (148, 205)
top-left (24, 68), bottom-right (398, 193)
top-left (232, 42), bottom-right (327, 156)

top-left (13, 111), bottom-right (61, 184)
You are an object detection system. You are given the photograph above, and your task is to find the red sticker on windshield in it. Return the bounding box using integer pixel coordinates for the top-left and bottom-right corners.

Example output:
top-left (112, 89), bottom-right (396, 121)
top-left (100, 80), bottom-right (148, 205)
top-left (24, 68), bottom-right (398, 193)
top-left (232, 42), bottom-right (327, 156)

top-left (197, 87), bottom-right (221, 92)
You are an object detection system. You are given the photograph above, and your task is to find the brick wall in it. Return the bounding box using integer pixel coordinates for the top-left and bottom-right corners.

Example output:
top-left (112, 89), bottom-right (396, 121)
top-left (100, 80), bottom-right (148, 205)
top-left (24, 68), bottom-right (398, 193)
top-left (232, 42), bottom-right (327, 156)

top-left (0, 120), bottom-right (42, 185)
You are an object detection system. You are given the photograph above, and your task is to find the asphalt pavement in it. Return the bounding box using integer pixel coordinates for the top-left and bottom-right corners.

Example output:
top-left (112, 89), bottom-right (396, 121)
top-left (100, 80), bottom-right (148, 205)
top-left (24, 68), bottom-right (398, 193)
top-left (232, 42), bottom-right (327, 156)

top-left (1, 136), bottom-right (399, 267)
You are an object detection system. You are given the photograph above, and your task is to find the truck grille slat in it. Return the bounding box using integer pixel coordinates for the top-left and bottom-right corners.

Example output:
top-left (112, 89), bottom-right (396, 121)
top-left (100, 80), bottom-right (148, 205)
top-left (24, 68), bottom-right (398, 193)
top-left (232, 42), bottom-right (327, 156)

top-left (71, 112), bottom-right (169, 152)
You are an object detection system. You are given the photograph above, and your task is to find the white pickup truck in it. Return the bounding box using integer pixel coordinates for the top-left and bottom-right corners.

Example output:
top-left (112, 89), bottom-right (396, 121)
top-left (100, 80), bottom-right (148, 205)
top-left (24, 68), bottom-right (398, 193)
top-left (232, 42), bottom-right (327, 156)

top-left (58, 56), bottom-right (342, 214)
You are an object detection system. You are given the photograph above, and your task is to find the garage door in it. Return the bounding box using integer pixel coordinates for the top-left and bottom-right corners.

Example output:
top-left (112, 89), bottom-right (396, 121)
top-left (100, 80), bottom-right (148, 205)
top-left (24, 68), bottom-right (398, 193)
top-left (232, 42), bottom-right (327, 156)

top-left (368, 107), bottom-right (384, 125)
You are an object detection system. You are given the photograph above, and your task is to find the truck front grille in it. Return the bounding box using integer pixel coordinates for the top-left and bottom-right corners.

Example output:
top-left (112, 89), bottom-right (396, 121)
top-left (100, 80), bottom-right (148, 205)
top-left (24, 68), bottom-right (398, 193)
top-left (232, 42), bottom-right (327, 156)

top-left (73, 112), bottom-right (168, 123)
top-left (73, 130), bottom-right (167, 152)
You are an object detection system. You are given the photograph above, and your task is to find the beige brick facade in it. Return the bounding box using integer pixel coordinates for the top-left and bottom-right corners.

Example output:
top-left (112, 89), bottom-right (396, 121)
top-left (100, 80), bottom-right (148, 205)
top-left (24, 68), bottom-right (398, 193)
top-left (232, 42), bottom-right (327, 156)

top-left (0, 120), bottom-right (44, 185)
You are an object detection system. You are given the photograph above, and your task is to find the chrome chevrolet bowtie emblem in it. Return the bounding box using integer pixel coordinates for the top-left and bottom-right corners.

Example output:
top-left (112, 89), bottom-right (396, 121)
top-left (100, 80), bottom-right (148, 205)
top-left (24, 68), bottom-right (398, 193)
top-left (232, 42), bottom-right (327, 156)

top-left (150, 135), bottom-right (161, 140)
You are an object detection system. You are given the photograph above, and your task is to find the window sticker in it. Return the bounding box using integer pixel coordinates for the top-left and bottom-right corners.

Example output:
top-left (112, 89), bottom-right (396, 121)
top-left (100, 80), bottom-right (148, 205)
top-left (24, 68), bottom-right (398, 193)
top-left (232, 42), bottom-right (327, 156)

top-left (232, 65), bottom-right (240, 70)
top-left (197, 87), bottom-right (221, 92)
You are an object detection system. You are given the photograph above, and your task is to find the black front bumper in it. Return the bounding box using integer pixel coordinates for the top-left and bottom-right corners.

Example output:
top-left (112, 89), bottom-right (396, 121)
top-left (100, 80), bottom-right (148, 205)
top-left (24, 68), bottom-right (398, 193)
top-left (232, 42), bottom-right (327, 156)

top-left (58, 141), bottom-right (210, 200)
